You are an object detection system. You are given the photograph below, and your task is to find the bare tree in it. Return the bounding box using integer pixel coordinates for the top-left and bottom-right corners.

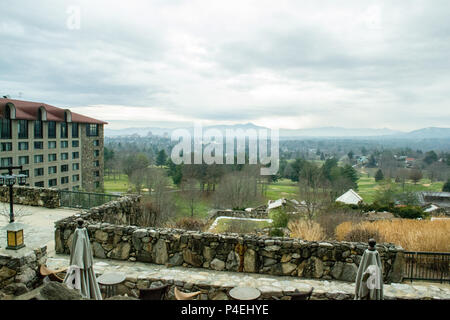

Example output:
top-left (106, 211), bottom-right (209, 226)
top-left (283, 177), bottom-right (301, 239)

top-left (409, 169), bottom-right (423, 184)
top-left (139, 170), bottom-right (175, 227)
top-left (214, 166), bottom-right (262, 210)
top-left (181, 178), bottom-right (201, 217)
top-left (298, 163), bottom-right (332, 220)
top-left (129, 169), bottom-right (145, 194)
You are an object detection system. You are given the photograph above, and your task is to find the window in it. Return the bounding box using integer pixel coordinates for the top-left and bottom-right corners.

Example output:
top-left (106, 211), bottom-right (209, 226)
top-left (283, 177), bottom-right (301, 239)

top-left (18, 156), bottom-right (29, 165)
top-left (0, 105), bottom-right (11, 139)
top-left (61, 153), bottom-right (69, 160)
top-left (60, 122), bottom-right (68, 138)
top-left (72, 185), bottom-right (80, 191)
top-left (1, 142), bottom-right (12, 151)
top-left (1, 157), bottom-right (12, 167)
top-left (34, 120), bottom-right (43, 138)
top-left (72, 151), bottom-right (79, 159)
top-left (95, 181), bottom-right (100, 189)
top-left (61, 164), bottom-right (69, 172)
top-left (72, 140), bottom-right (79, 148)
top-left (94, 170), bottom-right (100, 177)
top-left (48, 121), bottom-right (56, 138)
top-left (72, 123), bottom-right (79, 138)
top-left (48, 141), bottom-right (57, 149)
top-left (93, 140), bottom-right (100, 146)
top-left (19, 170), bottom-right (29, 177)
top-left (34, 168), bottom-right (44, 176)
top-left (34, 141), bottom-right (43, 149)
top-left (48, 166), bottom-right (57, 174)
top-left (18, 120), bottom-right (28, 139)
top-left (87, 124), bottom-right (99, 137)
top-left (61, 176), bottom-right (69, 184)
top-left (34, 155), bottom-right (44, 163)
top-left (35, 181), bottom-right (44, 187)
top-left (48, 179), bottom-right (57, 187)
top-left (61, 141), bottom-right (68, 148)
top-left (48, 154), bottom-right (57, 162)
top-left (94, 150), bottom-right (100, 157)
top-left (93, 160), bottom-right (99, 167)
top-left (72, 174), bottom-right (80, 182)
top-left (18, 142), bottom-right (28, 150)
top-left (72, 163), bottom-right (80, 171)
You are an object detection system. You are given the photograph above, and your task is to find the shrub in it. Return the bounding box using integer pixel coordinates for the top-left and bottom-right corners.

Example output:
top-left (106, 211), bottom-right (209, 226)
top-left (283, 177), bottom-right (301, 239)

top-left (268, 207), bottom-right (289, 228)
top-left (270, 228), bottom-right (285, 237)
top-left (288, 219), bottom-right (325, 241)
top-left (315, 208), bottom-right (364, 239)
top-left (167, 217), bottom-right (207, 231)
top-left (394, 206), bottom-right (425, 219)
top-left (342, 227), bottom-right (384, 243)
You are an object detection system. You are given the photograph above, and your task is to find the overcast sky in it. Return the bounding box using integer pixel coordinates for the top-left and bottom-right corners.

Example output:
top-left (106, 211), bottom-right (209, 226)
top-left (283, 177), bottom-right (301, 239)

top-left (1, 0), bottom-right (450, 131)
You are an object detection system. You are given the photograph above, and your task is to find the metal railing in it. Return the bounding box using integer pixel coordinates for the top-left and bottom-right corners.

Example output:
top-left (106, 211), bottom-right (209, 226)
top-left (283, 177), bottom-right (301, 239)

top-left (403, 251), bottom-right (450, 283)
top-left (60, 190), bottom-right (121, 209)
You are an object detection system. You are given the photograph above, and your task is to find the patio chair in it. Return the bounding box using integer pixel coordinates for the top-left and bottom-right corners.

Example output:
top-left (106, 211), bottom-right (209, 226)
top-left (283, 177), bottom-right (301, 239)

top-left (174, 287), bottom-right (203, 300)
top-left (39, 265), bottom-right (68, 283)
top-left (289, 287), bottom-right (314, 300)
top-left (139, 284), bottom-right (169, 300)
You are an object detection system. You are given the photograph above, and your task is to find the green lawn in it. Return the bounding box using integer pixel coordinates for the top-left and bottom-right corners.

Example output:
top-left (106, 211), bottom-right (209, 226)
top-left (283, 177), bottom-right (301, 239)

top-left (104, 174), bottom-right (130, 193)
top-left (264, 179), bottom-right (299, 200)
top-left (357, 174), bottom-right (444, 204)
top-left (173, 193), bottom-right (212, 219)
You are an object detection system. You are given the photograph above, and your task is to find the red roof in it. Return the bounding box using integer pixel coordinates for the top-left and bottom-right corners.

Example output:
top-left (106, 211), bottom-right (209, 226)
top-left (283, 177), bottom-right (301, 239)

top-left (0, 98), bottom-right (107, 125)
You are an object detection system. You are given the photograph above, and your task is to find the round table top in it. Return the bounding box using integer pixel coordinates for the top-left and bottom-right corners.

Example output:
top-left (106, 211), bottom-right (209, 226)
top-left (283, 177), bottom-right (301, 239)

top-left (97, 272), bottom-right (126, 285)
top-left (229, 287), bottom-right (261, 300)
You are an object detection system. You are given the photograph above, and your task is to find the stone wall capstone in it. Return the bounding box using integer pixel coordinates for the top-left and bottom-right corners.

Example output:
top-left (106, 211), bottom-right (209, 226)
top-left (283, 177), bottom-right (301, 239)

top-left (0, 186), bottom-right (60, 208)
top-left (207, 209), bottom-right (268, 223)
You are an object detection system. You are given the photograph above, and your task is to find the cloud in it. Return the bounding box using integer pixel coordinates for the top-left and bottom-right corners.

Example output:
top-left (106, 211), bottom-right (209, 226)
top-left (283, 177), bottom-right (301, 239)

top-left (1, 0), bottom-right (450, 131)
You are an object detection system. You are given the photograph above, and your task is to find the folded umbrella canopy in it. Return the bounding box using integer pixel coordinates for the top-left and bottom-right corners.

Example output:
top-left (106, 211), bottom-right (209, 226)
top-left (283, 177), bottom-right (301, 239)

top-left (355, 240), bottom-right (384, 300)
top-left (64, 221), bottom-right (102, 300)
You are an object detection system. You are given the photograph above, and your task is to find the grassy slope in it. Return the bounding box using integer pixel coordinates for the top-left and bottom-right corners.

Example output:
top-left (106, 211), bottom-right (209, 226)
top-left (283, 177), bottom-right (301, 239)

top-left (357, 174), bottom-right (443, 203)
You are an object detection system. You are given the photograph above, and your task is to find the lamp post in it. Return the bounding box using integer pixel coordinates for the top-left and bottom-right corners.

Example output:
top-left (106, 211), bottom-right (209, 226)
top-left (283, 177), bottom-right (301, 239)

top-left (0, 165), bottom-right (28, 250)
top-left (0, 165), bottom-right (27, 223)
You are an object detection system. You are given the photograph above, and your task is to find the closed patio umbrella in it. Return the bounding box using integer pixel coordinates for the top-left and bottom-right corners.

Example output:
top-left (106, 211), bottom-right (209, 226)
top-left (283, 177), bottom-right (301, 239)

top-left (64, 218), bottom-right (102, 300)
top-left (355, 239), bottom-right (383, 300)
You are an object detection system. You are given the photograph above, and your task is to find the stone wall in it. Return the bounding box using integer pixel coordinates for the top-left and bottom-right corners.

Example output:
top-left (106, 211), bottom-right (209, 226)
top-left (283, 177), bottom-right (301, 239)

top-left (55, 208), bottom-right (405, 283)
top-left (87, 195), bottom-right (142, 226)
top-left (0, 186), bottom-right (60, 208)
top-left (0, 246), bottom-right (47, 295)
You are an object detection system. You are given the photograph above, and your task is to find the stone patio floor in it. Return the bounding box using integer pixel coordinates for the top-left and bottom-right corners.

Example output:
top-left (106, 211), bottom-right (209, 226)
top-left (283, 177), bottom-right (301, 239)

top-left (0, 203), bottom-right (78, 253)
top-left (46, 254), bottom-right (450, 300)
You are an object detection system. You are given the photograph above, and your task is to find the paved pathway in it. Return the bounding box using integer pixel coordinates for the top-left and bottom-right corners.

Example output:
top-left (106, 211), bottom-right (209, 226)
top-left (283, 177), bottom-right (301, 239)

top-left (0, 203), bottom-right (78, 253)
top-left (47, 254), bottom-right (450, 300)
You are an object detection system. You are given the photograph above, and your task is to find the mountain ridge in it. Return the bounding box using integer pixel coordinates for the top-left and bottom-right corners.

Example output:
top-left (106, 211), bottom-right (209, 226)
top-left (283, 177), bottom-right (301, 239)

top-left (104, 123), bottom-right (450, 139)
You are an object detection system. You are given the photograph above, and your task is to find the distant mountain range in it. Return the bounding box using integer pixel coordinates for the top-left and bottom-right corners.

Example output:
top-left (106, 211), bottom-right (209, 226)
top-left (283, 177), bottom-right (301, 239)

top-left (104, 123), bottom-right (450, 139)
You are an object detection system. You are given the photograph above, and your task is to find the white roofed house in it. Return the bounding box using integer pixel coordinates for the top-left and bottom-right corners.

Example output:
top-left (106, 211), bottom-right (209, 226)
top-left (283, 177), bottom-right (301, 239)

top-left (336, 189), bottom-right (363, 205)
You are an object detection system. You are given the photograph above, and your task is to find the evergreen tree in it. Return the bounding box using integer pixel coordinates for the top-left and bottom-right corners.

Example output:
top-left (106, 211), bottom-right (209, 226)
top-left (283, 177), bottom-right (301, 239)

top-left (342, 164), bottom-right (359, 189)
top-left (156, 149), bottom-right (168, 167)
top-left (442, 180), bottom-right (450, 192)
top-left (347, 150), bottom-right (354, 160)
top-left (374, 169), bottom-right (384, 182)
